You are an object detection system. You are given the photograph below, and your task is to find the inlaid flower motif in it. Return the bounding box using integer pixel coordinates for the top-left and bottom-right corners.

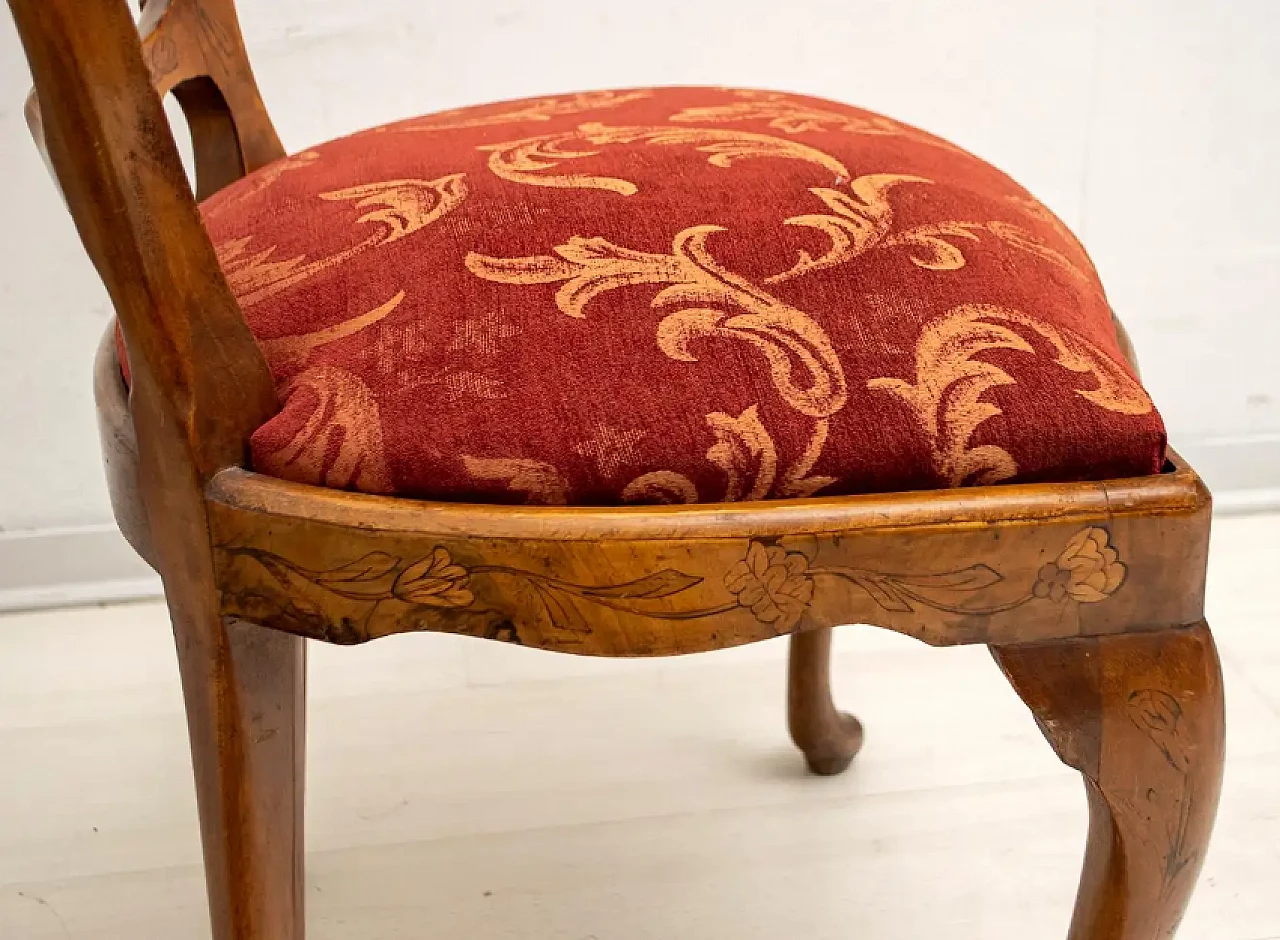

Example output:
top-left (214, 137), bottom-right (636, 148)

top-left (725, 541), bottom-right (814, 631)
top-left (391, 547), bottom-right (474, 607)
top-left (1033, 527), bottom-right (1125, 603)
top-left (1127, 689), bottom-right (1190, 773)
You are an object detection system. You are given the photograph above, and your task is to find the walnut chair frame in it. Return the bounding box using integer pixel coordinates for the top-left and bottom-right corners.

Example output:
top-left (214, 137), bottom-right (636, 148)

top-left (10, 1), bottom-right (1223, 938)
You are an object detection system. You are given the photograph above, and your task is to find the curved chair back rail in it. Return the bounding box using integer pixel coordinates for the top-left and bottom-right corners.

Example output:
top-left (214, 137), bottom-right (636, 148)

top-left (136, 0), bottom-right (285, 196)
top-left (26, 0), bottom-right (282, 200)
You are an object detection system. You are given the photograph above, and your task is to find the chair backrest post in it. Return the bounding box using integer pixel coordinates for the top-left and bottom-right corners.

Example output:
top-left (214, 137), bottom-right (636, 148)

top-left (7, 0), bottom-right (278, 514)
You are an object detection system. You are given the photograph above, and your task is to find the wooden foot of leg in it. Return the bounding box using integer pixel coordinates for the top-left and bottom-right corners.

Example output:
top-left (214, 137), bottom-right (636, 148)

top-left (172, 597), bottom-right (307, 940)
top-left (788, 626), bottom-right (864, 776)
top-left (993, 622), bottom-right (1224, 940)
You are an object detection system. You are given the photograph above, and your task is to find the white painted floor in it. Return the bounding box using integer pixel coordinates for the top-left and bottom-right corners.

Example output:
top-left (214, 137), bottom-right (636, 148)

top-left (1, 515), bottom-right (1278, 939)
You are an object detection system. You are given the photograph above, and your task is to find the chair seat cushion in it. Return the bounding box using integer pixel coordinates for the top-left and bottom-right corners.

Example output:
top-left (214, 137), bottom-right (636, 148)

top-left (193, 85), bottom-right (1165, 504)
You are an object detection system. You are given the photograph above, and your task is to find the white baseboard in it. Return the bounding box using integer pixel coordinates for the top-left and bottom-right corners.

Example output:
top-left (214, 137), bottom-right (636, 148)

top-left (1174, 435), bottom-right (1280, 515)
top-left (1208, 487), bottom-right (1280, 515)
top-left (0, 524), bottom-right (161, 613)
top-left (0, 435), bottom-right (1277, 613)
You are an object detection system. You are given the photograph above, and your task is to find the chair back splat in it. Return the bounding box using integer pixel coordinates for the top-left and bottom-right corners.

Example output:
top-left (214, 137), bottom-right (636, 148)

top-left (136, 0), bottom-right (284, 197)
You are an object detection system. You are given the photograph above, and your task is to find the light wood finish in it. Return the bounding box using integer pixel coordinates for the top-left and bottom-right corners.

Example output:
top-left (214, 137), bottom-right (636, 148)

top-left (200, 458), bottom-right (1209, 653)
top-left (7, 0), bottom-right (1224, 937)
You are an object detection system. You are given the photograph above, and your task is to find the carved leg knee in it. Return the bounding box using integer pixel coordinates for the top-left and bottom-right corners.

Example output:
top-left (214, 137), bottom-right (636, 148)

top-left (994, 623), bottom-right (1224, 940)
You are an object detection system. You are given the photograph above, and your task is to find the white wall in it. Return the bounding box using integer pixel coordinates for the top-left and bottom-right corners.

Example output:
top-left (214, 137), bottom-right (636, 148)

top-left (0, 1), bottom-right (1277, 602)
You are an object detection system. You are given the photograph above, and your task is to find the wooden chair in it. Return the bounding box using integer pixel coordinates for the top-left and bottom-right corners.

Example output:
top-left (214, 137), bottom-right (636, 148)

top-left (10, 1), bottom-right (1223, 937)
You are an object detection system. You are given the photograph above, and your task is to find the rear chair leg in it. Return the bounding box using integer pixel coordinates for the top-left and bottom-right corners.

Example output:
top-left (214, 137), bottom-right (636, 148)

top-left (170, 586), bottom-right (307, 940)
top-left (993, 622), bottom-right (1224, 940)
top-left (787, 625), bottom-right (864, 775)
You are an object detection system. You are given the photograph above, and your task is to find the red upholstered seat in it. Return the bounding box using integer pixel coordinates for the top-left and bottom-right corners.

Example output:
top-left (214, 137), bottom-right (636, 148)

top-left (171, 86), bottom-right (1167, 504)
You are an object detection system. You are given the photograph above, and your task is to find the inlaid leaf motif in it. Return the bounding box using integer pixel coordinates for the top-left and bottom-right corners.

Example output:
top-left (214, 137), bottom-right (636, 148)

top-left (1127, 689), bottom-right (1190, 773)
top-left (567, 569), bottom-right (704, 600)
top-left (528, 579), bottom-right (592, 636)
top-left (224, 543), bottom-right (720, 642)
top-left (901, 567), bottom-right (1006, 591)
top-left (316, 552), bottom-right (400, 588)
top-left (221, 523), bottom-right (1127, 649)
top-left (844, 565), bottom-right (1005, 612)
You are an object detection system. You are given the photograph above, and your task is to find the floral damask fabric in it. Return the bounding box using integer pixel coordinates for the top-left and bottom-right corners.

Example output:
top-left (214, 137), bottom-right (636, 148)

top-left (168, 86), bottom-right (1167, 504)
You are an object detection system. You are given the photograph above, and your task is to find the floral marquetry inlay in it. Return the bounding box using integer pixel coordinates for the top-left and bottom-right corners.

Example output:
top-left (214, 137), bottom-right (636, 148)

top-left (219, 526), bottom-right (1128, 646)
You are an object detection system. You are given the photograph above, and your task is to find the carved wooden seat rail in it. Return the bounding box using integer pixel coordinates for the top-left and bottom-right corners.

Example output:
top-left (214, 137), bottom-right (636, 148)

top-left (10, 1), bottom-right (1223, 938)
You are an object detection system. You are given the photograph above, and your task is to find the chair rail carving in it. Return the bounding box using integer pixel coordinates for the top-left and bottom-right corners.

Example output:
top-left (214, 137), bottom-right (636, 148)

top-left (215, 518), bottom-right (1145, 652)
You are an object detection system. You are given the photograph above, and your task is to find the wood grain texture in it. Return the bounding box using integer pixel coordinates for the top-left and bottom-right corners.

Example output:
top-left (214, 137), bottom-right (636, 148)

top-left (205, 463), bottom-right (1210, 654)
top-left (994, 623), bottom-right (1225, 940)
top-left (174, 612), bottom-right (306, 940)
top-left (138, 0), bottom-right (285, 197)
top-left (94, 327), bottom-right (153, 569)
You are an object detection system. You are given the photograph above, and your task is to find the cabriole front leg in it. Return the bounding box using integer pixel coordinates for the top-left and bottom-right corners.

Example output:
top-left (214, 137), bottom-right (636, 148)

top-left (993, 622), bottom-right (1224, 940)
